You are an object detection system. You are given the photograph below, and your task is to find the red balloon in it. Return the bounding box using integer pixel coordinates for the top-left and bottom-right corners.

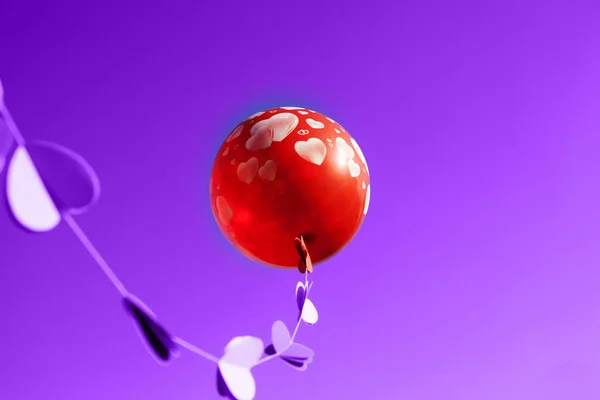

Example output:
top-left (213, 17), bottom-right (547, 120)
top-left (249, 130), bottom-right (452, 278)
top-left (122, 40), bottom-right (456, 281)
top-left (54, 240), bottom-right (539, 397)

top-left (210, 107), bottom-right (370, 269)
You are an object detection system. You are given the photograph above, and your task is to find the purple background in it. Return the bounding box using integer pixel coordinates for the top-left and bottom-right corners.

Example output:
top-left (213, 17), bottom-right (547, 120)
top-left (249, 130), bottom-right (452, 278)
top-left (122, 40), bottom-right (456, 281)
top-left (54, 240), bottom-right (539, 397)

top-left (2, 0), bottom-right (600, 399)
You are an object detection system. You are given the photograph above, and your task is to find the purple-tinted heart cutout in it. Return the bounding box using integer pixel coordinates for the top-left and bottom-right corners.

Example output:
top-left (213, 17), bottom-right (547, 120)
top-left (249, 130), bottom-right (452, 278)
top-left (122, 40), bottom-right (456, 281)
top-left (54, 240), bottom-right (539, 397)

top-left (123, 296), bottom-right (178, 363)
top-left (26, 140), bottom-right (100, 214)
top-left (216, 369), bottom-right (237, 399)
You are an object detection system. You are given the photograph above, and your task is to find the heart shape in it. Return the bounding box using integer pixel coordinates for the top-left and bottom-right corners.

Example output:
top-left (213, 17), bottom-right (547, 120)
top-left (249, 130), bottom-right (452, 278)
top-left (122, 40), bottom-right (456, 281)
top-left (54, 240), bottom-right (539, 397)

top-left (216, 196), bottom-right (233, 225)
top-left (294, 138), bottom-right (327, 166)
top-left (245, 126), bottom-right (273, 151)
top-left (364, 184), bottom-right (371, 215)
top-left (218, 336), bottom-right (264, 400)
top-left (251, 113), bottom-right (298, 142)
top-left (237, 157), bottom-right (259, 184)
top-left (350, 137), bottom-right (367, 164)
top-left (258, 160), bottom-right (277, 181)
top-left (335, 137), bottom-right (355, 159)
top-left (348, 159), bottom-right (361, 178)
top-left (123, 296), bottom-right (178, 363)
top-left (306, 118), bottom-right (324, 129)
top-left (227, 125), bottom-right (243, 143)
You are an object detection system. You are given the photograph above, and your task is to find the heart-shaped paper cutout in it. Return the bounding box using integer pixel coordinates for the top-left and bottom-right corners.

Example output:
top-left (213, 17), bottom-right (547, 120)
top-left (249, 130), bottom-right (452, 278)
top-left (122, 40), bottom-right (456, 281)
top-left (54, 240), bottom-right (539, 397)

top-left (237, 157), bottom-right (259, 184)
top-left (123, 295), bottom-right (179, 364)
top-left (218, 363), bottom-right (255, 400)
top-left (271, 320), bottom-right (291, 352)
top-left (221, 336), bottom-right (264, 368)
top-left (258, 160), bottom-right (277, 181)
top-left (216, 369), bottom-right (236, 399)
top-left (294, 138), bottom-right (327, 166)
top-left (306, 118), bottom-right (324, 129)
top-left (335, 137), bottom-right (355, 159)
top-left (218, 336), bottom-right (264, 400)
top-left (283, 343), bottom-right (314, 362)
top-left (348, 159), bottom-right (360, 178)
top-left (301, 299), bottom-right (319, 325)
top-left (296, 281), bottom-right (307, 312)
top-left (245, 126), bottom-right (273, 151)
top-left (6, 146), bottom-right (61, 232)
top-left (251, 113), bottom-right (298, 143)
top-left (26, 140), bottom-right (100, 215)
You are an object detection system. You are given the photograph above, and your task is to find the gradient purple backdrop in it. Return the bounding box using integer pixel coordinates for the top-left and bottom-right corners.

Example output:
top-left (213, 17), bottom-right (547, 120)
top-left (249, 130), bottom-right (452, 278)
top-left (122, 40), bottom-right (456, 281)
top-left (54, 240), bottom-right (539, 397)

top-left (2, 0), bottom-right (600, 399)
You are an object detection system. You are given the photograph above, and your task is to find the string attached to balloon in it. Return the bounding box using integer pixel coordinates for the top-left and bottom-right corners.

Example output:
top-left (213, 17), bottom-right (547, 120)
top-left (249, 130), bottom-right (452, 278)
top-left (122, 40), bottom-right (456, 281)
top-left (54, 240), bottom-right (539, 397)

top-left (0, 81), bottom-right (369, 400)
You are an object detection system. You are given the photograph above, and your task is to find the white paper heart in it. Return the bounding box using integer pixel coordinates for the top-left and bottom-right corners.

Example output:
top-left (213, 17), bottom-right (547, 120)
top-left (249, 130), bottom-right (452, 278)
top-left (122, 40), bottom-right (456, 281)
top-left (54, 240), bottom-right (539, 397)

top-left (258, 160), bottom-right (277, 181)
top-left (294, 138), bottom-right (327, 166)
top-left (216, 196), bottom-right (233, 225)
top-left (7, 146), bottom-right (61, 232)
top-left (237, 157), bottom-right (259, 184)
top-left (25, 140), bottom-right (100, 215)
top-left (221, 336), bottom-right (264, 368)
top-left (227, 125), bottom-right (243, 143)
top-left (335, 137), bottom-right (355, 159)
top-left (245, 126), bottom-right (273, 151)
top-left (301, 299), bottom-right (319, 325)
top-left (251, 113), bottom-right (298, 143)
top-left (348, 159), bottom-right (360, 178)
top-left (219, 336), bottom-right (264, 400)
top-left (282, 342), bottom-right (314, 363)
top-left (271, 320), bottom-right (292, 352)
top-left (219, 363), bottom-right (256, 400)
top-left (306, 118), bottom-right (324, 129)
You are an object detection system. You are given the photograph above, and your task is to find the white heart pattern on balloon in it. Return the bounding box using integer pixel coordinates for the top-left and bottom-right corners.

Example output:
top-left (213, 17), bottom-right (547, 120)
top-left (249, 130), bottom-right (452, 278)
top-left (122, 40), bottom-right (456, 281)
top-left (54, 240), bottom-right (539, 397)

top-left (251, 112), bottom-right (299, 143)
top-left (294, 138), bottom-right (327, 166)
top-left (237, 157), bottom-right (259, 184)
top-left (258, 160), bottom-right (277, 182)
